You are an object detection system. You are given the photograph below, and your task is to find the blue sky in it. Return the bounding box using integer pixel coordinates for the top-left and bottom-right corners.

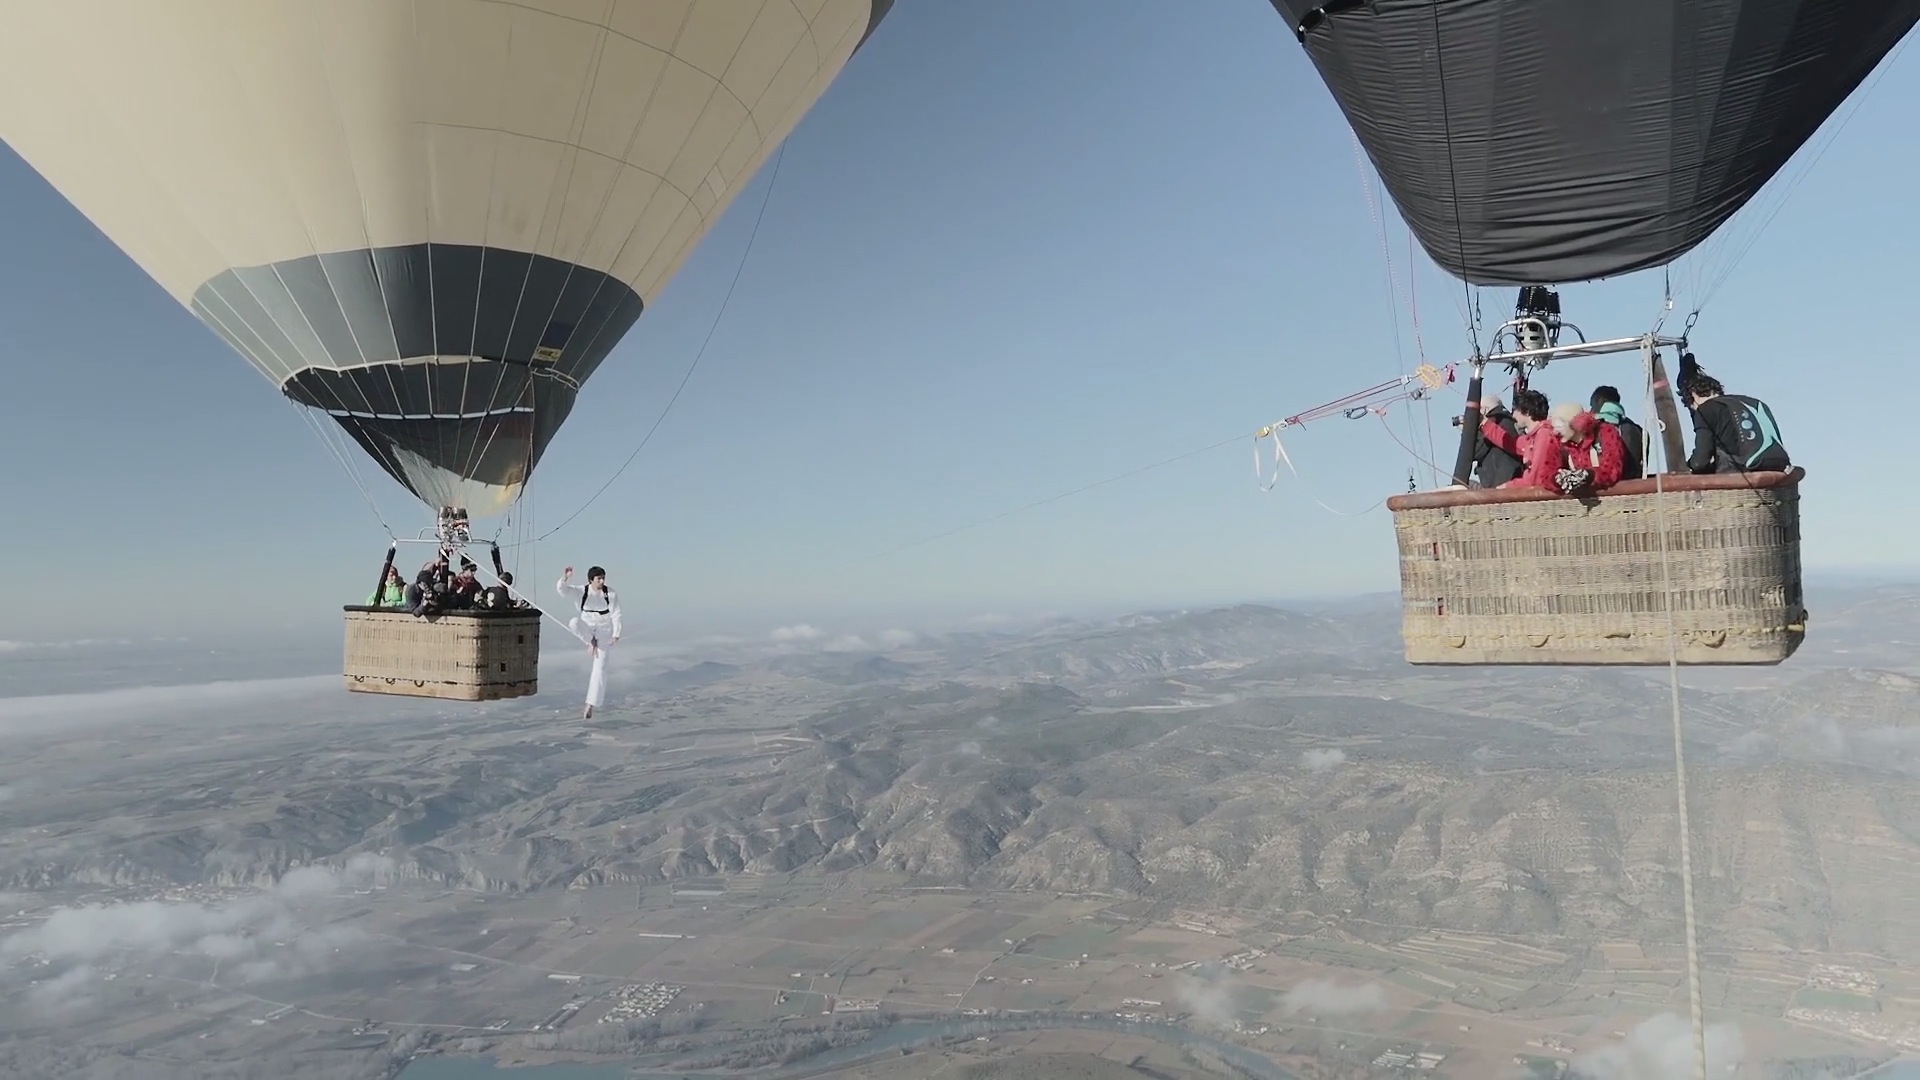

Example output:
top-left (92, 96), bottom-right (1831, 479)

top-left (3, 1), bottom-right (1917, 642)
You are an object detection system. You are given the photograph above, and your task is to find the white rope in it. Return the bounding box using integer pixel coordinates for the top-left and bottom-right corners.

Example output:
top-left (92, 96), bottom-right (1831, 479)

top-left (1349, 129), bottom-right (1432, 485)
top-left (1253, 424), bottom-right (1389, 517)
top-left (1644, 347), bottom-right (1709, 1080)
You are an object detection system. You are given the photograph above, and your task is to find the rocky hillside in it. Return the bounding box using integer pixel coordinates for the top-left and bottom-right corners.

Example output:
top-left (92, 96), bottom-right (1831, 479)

top-left (4, 597), bottom-right (1917, 964)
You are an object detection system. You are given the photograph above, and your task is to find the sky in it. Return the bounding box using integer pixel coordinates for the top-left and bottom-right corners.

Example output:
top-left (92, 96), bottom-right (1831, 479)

top-left (3, 1), bottom-right (1918, 643)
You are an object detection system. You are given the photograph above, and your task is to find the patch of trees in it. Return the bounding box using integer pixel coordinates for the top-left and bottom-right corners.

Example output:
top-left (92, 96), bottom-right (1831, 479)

top-left (679, 1013), bottom-right (899, 1070)
top-left (1759, 1056), bottom-right (1889, 1080)
top-left (516, 1012), bottom-right (706, 1055)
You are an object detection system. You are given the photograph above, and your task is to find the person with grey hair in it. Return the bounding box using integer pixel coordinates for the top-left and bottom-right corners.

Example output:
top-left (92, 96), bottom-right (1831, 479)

top-left (1471, 399), bottom-right (1525, 488)
top-left (1546, 401), bottom-right (1626, 495)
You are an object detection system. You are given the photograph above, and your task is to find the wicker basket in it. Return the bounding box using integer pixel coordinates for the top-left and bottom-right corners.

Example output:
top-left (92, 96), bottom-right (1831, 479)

top-left (1386, 469), bottom-right (1805, 665)
top-left (341, 606), bottom-right (541, 700)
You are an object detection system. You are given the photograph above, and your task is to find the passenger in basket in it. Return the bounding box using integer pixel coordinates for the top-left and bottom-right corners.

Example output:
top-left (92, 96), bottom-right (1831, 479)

top-left (445, 561), bottom-right (483, 610)
top-left (1478, 389), bottom-right (1562, 493)
top-left (479, 570), bottom-right (525, 610)
top-left (1677, 357), bottom-right (1791, 474)
top-left (1588, 385), bottom-right (1646, 480)
top-left (1546, 403), bottom-right (1626, 495)
top-left (1472, 400), bottom-right (1524, 489)
top-left (406, 558), bottom-right (448, 617)
top-left (367, 565), bottom-right (406, 607)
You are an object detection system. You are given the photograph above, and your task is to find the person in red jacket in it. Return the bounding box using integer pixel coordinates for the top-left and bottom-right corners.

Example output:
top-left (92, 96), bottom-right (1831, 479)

top-left (1478, 388), bottom-right (1563, 492)
top-left (1566, 408), bottom-right (1628, 491)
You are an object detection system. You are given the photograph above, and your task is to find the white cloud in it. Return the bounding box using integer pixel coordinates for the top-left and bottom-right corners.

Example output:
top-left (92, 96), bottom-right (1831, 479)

top-left (27, 962), bottom-right (97, 1012)
top-left (2, 854), bottom-right (396, 992)
top-left (1175, 968), bottom-right (1239, 1029)
top-left (0, 676), bottom-right (338, 737)
top-left (1300, 748), bottom-right (1347, 772)
top-left (1571, 1012), bottom-right (1744, 1080)
top-left (1279, 977), bottom-right (1386, 1017)
top-left (760, 625), bottom-right (918, 654)
top-left (0, 638), bottom-right (139, 653)
top-left (1778, 716), bottom-right (1920, 775)
top-left (1719, 730), bottom-right (1775, 760)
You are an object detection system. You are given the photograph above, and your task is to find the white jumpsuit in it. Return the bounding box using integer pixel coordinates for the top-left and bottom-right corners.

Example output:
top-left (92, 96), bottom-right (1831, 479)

top-left (555, 576), bottom-right (622, 709)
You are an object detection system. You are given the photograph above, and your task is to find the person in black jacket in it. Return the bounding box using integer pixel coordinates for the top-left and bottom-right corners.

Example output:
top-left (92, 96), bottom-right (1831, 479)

top-left (1471, 398), bottom-right (1524, 488)
top-left (1677, 360), bottom-right (1791, 474)
top-left (1588, 385), bottom-right (1646, 480)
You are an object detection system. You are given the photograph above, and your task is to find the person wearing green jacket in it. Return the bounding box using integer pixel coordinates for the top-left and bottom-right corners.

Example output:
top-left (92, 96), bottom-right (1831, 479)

top-left (367, 565), bottom-right (406, 607)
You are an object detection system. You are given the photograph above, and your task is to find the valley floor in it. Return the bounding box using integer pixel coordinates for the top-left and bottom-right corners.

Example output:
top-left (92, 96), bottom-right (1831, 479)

top-left (2, 872), bottom-right (1903, 1079)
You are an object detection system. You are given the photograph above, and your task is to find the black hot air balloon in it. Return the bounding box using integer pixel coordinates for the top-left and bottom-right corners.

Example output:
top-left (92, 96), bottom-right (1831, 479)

top-left (1272, 0), bottom-right (1919, 285)
top-left (1266, 0), bottom-right (1916, 667)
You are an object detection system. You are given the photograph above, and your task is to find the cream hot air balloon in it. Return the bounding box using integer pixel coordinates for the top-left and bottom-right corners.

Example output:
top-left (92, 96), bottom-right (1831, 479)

top-left (0, 1), bottom-right (894, 703)
top-left (0, 0), bottom-right (894, 517)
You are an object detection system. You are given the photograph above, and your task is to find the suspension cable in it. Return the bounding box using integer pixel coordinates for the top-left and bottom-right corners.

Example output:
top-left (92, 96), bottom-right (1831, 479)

top-left (1644, 348), bottom-right (1710, 1080)
top-left (531, 140), bottom-right (791, 544)
top-left (285, 398), bottom-right (396, 538)
top-left (867, 360), bottom-right (1451, 563)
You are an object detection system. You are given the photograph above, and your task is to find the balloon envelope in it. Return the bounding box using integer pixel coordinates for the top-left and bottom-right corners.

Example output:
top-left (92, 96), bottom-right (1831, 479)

top-left (0, 0), bottom-right (893, 512)
top-left (1270, 0), bottom-right (1919, 286)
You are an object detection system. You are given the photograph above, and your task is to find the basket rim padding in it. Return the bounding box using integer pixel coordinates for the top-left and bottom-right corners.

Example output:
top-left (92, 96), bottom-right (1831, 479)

top-left (1387, 466), bottom-right (1804, 511)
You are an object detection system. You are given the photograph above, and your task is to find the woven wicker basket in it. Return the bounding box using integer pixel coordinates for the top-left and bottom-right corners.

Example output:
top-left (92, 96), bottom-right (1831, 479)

top-left (341, 606), bottom-right (541, 700)
top-left (1386, 469), bottom-right (1805, 665)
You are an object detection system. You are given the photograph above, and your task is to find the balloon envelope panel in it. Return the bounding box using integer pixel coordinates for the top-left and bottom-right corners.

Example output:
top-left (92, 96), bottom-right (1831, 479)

top-left (1270, 0), bottom-right (1918, 286)
top-left (0, 0), bottom-right (893, 512)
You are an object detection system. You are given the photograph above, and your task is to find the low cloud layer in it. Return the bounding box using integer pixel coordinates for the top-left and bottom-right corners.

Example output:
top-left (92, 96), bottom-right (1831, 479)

top-left (0, 638), bottom-right (143, 653)
top-left (3, 853), bottom-right (396, 1004)
top-left (1570, 1013), bottom-right (1744, 1080)
top-left (1717, 715), bottom-right (1920, 776)
top-left (1282, 972), bottom-right (1390, 1014)
top-left (0, 676), bottom-right (339, 737)
top-left (767, 624), bottom-right (918, 653)
top-left (1279, 977), bottom-right (1386, 1017)
top-left (1175, 966), bottom-right (1240, 1029)
top-left (1300, 748), bottom-right (1348, 772)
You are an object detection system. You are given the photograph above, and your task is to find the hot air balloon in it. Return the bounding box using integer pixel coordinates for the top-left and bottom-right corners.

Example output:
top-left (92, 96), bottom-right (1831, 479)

top-left (0, 0), bottom-right (894, 699)
top-left (1267, 0), bottom-right (1920, 666)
